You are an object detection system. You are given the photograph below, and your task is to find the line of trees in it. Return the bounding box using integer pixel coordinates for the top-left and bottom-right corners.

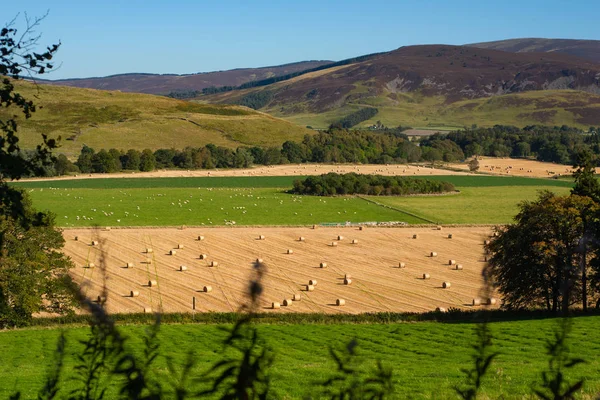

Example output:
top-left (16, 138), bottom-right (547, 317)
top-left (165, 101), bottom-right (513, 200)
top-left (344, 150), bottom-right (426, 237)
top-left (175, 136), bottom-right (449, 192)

top-left (330, 107), bottom-right (379, 129)
top-left (291, 173), bottom-right (455, 196)
top-left (68, 129), bottom-right (466, 175)
top-left (443, 125), bottom-right (600, 164)
top-left (25, 124), bottom-right (600, 178)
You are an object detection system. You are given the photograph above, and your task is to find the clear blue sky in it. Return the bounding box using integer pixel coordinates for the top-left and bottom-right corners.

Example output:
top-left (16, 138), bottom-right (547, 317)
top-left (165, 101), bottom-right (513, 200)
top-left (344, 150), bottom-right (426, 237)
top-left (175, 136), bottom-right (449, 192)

top-left (5, 0), bottom-right (600, 79)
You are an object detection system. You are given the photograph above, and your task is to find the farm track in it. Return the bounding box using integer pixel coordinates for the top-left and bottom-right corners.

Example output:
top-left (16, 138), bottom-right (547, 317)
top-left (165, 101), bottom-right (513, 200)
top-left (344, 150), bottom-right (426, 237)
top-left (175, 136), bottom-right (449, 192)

top-left (63, 226), bottom-right (496, 314)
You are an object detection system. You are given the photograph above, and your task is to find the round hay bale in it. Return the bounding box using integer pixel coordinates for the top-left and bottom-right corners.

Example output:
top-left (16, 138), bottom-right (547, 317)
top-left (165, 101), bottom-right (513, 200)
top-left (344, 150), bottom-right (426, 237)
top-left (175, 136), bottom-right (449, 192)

top-left (272, 302), bottom-right (280, 309)
top-left (344, 278), bottom-right (352, 285)
top-left (309, 279), bottom-right (318, 286)
top-left (283, 299), bottom-right (292, 306)
top-left (448, 259), bottom-right (456, 265)
top-left (287, 249), bottom-right (294, 254)
top-left (179, 265), bottom-right (188, 271)
top-left (484, 240), bottom-right (491, 245)
top-left (149, 280), bottom-right (158, 287)
top-left (210, 261), bottom-right (218, 267)
top-left (487, 298), bottom-right (497, 305)
top-left (337, 235), bottom-right (344, 240)
top-left (74, 236), bottom-right (79, 241)
top-left (126, 262), bottom-right (134, 268)
top-left (203, 285), bottom-right (212, 293)
top-left (91, 240), bottom-right (99, 246)
top-left (177, 244), bottom-right (184, 249)
top-left (256, 258), bottom-right (263, 263)
top-left (197, 235), bottom-right (205, 241)
top-left (436, 226), bottom-right (442, 230)
top-left (448, 234), bottom-right (453, 239)
top-left (312, 224), bottom-right (317, 229)
top-left (86, 263), bottom-right (95, 268)
top-left (472, 298), bottom-right (481, 306)
top-left (298, 236), bottom-right (305, 242)
top-left (130, 290), bottom-right (140, 297)
top-left (170, 250), bottom-right (177, 256)
top-left (351, 239), bottom-right (358, 244)
top-left (143, 307), bottom-right (152, 314)
top-left (146, 248), bottom-right (153, 253)
top-left (105, 227), bottom-right (111, 231)
top-left (442, 281), bottom-right (451, 289)
top-left (331, 241), bottom-right (338, 247)
top-left (199, 254), bottom-right (208, 260)
top-left (320, 262), bottom-right (327, 268)
top-left (292, 294), bottom-right (301, 301)
top-left (97, 295), bottom-right (106, 303)
top-left (493, 232), bottom-right (499, 237)
top-left (413, 234), bottom-right (418, 239)
top-left (435, 307), bottom-right (446, 312)
top-left (336, 299), bottom-right (346, 306)
top-left (258, 235), bottom-right (266, 240)
top-left (359, 226), bottom-right (364, 231)
top-left (430, 251), bottom-right (437, 257)
top-left (307, 285), bottom-right (315, 292)
top-left (398, 262), bottom-right (406, 268)
top-left (455, 264), bottom-right (463, 270)
top-left (423, 273), bottom-right (430, 280)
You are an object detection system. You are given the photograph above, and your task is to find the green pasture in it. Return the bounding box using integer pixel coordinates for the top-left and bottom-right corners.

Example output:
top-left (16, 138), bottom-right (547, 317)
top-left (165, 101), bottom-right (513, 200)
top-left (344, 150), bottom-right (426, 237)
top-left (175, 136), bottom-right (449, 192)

top-left (13, 175), bottom-right (573, 226)
top-left (375, 186), bottom-right (572, 224)
top-left (1, 316), bottom-right (599, 399)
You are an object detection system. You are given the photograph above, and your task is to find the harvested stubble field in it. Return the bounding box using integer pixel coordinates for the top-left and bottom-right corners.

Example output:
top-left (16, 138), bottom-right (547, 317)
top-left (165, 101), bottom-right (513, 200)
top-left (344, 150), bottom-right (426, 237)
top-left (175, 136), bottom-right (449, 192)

top-left (64, 226), bottom-right (494, 314)
top-left (22, 163), bottom-right (469, 182)
top-left (449, 156), bottom-right (590, 178)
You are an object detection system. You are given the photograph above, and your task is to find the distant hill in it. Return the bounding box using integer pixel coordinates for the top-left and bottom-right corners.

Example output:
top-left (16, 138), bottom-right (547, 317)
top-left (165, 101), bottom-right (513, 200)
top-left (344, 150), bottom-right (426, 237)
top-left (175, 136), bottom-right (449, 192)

top-left (40, 60), bottom-right (332, 95)
top-left (469, 38), bottom-right (600, 63)
top-left (3, 80), bottom-right (313, 158)
top-left (201, 44), bottom-right (600, 129)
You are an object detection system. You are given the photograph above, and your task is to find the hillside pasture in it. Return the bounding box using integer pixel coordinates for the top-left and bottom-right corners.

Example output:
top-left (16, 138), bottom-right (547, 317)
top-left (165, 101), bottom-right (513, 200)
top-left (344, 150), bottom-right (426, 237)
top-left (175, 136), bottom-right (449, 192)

top-left (1, 80), bottom-right (312, 157)
top-left (63, 226), bottom-right (493, 314)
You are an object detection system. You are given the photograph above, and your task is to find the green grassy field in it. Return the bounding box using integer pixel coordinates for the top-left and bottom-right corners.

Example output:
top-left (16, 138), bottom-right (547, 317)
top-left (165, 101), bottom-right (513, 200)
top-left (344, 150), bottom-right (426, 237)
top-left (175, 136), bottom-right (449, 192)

top-left (13, 175), bottom-right (572, 227)
top-left (1, 316), bottom-right (598, 399)
top-left (375, 186), bottom-right (572, 224)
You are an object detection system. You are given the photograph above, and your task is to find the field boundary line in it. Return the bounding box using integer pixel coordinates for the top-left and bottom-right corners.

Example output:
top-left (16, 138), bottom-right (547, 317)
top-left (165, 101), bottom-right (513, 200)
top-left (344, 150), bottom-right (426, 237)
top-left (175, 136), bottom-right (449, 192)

top-left (355, 196), bottom-right (437, 224)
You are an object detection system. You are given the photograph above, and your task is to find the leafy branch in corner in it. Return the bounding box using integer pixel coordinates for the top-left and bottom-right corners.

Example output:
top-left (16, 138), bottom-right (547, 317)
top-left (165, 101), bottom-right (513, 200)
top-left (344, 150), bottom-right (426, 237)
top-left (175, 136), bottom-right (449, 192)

top-left (455, 322), bottom-right (498, 400)
top-left (534, 318), bottom-right (586, 400)
top-left (198, 258), bottom-right (273, 400)
top-left (318, 339), bottom-right (394, 400)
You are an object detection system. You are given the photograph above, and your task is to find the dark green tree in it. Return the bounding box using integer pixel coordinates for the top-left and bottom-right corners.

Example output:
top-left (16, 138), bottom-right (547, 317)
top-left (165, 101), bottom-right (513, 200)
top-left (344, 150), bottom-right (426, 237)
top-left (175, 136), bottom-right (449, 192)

top-left (571, 150), bottom-right (600, 203)
top-left (139, 148), bottom-right (156, 171)
top-left (76, 145), bottom-right (95, 173)
top-left (485, 192), bottom-right (598, 312)
top-left (123, 149), bottom-right (141, 170)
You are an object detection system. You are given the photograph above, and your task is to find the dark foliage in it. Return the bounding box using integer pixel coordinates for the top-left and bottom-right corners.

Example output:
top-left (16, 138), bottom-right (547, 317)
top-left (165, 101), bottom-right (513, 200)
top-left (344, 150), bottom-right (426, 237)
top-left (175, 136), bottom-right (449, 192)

top-left (443, 125), bottom-right (593, 165)
top-left (1, 13), bottom-right (60, 181)
top-left (291, 173), bottom-right (455, 196)
top-left (237, 90), bottom-right (273, 110)
top-left (164, 89), bottom-right (201, 100)
top-left (330, 108), bottom-right (379, 129)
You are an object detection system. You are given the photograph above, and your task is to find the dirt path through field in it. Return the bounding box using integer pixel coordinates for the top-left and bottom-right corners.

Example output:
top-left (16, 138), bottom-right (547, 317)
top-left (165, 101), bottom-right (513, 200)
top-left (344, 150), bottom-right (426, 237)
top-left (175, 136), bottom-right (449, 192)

top-left (63, 226), bottom-right (497, 314)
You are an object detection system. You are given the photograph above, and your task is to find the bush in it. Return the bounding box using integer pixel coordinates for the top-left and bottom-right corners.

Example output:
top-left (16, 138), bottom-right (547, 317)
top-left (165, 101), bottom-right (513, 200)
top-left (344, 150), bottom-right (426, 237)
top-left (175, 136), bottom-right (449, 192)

top-left (291, 173), bottom-right (455, 196)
